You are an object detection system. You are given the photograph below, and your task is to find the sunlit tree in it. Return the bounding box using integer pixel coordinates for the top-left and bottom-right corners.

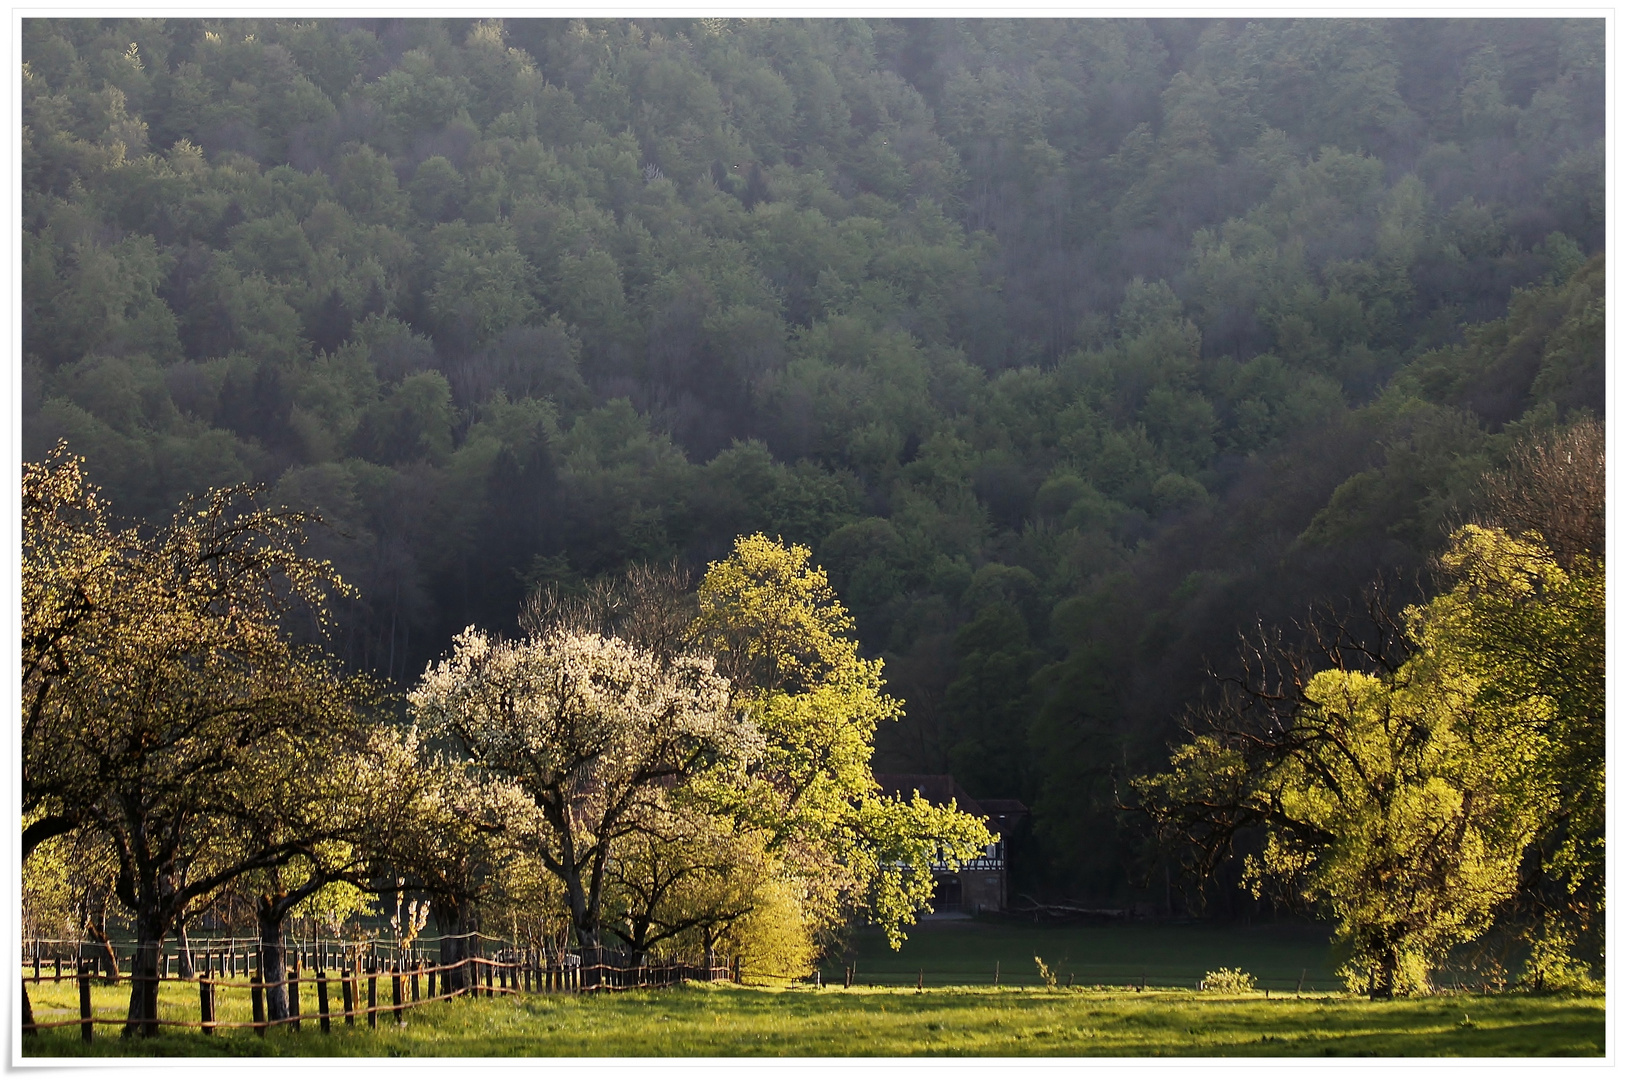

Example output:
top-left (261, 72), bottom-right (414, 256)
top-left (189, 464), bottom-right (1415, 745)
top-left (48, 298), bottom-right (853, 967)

top-left (22, 444), bottom-right (376, 1034)
top-left (1138, 523), bottom-right (1598, 996)
top-left (409, 626), bottom-right (756, 954)
top-left (693, 534), bottom-right (995, 948)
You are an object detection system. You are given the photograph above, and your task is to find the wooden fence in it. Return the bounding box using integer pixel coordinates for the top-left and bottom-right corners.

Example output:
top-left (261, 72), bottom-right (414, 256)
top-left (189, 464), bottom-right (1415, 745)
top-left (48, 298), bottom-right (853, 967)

top-left (21, 934), bottom-right (736, 1041)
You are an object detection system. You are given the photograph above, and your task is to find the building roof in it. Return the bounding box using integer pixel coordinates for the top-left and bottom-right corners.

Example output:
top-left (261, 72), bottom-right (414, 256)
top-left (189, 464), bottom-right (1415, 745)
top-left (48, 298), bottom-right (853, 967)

top-left (874, 774), bottom-right (1028, 824)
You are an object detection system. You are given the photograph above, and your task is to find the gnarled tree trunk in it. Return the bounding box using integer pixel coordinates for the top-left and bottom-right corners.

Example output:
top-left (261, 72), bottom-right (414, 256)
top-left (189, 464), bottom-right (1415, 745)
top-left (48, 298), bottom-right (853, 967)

top-left (257, 899), bottom-right (292, 1022)
top-left (120, 917), bottom-right (165, 1038)
top-left (432, 899), bottom-right (477, 994)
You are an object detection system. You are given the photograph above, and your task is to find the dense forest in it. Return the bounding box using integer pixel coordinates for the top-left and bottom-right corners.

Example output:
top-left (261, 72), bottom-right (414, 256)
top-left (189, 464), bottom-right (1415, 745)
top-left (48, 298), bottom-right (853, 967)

top-left (21, 17), bottom-right (1604, 908)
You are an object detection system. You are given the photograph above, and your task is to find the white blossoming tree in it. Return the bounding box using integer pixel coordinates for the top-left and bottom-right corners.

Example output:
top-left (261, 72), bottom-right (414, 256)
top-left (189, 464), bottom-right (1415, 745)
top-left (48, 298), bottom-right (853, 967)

top-left (409, 627), bottom-right (758, 958)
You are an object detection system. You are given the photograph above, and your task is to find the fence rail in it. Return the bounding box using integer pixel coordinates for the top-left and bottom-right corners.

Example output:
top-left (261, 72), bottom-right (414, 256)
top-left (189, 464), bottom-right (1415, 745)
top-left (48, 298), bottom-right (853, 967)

top-left (21, 938), bottom-right (736, 1041)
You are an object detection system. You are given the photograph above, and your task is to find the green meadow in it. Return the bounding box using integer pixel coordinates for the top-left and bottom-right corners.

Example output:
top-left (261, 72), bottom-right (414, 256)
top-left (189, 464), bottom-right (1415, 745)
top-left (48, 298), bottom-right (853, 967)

top-left (23, 918), bottom-right (1598, 1057)
top-left (825, 917), bottom-right (1342, 991)
top-left (23, 980), bottom-right (1601, 1057)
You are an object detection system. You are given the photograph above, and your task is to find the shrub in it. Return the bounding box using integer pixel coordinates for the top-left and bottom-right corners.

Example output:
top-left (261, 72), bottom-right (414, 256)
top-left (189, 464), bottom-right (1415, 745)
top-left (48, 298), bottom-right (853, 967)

top-left (1521, 928), bottom-right (1602, 994)
top-left (1201, 967), bottom-right (1256, 993)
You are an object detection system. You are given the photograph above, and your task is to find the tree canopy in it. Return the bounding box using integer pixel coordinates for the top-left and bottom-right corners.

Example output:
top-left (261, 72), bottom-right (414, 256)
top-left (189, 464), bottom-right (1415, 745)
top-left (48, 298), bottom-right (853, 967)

top-left (1136, 422), bottom-right (1604, 994)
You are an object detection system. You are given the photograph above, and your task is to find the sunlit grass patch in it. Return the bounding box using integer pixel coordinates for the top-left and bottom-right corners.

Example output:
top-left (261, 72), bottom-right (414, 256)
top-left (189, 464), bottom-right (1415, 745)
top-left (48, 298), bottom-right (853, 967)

top-left (22, 979), bottom-right (1602, 1057)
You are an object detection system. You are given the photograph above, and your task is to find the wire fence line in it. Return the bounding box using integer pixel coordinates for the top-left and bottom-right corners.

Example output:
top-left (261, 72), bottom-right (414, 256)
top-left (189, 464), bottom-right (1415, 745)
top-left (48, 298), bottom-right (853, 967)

top-left (21, 936), bottom-right (738, 1042)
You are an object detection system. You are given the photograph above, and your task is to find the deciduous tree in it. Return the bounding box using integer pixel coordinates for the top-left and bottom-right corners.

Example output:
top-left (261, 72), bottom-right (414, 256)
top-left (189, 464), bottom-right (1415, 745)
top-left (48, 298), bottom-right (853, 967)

top-left (693, 534), bottom-right (995, 947)
top-left (22, 444), bottom-right (376, 1033)
top-left (409, 626), bottom-right (754, 958)
top-left (1137, 523), bottom-right (1598, 996)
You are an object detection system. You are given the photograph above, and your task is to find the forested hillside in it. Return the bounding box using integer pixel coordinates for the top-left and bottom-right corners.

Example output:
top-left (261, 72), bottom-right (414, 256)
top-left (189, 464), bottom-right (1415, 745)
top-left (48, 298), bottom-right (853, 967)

top-left (21, 17), bottom-right (1604, 903)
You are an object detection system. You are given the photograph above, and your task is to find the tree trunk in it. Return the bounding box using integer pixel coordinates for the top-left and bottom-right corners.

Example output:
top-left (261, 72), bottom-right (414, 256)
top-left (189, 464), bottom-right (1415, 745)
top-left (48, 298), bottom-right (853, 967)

top-left (120, 920), bottom-right (164, 1038)
top-left (622, 915), bottom-right (651, 972)
top-left (432, 906), bottom-right (463, 994)
top-left (573, 908), bottom-right (602, 989)
top-left (257, 905), bottom-right (291, 1022)
top-left (1370, 944), bottom-right (1398, 1001)
top-left (432, 899), bottom-right (477, 994)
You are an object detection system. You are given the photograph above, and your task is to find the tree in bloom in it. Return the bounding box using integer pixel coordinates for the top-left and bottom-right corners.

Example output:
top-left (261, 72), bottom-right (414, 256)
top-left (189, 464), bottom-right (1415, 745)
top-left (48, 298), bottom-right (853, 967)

top-left (409, 626), bottom-right (759, 952)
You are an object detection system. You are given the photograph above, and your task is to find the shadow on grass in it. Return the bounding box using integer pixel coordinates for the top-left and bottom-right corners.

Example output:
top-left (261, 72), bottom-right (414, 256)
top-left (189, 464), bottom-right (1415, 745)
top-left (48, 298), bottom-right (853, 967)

top-left (21, 985), bottom-right (1605, 1058)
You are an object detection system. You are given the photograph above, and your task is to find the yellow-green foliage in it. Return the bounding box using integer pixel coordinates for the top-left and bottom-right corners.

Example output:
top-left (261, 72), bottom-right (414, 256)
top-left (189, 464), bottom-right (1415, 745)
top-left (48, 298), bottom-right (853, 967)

top-left (21, 824), bottom-right (93, 941)
top-left (1202, 968), bottom-right (1257, 993)
top-left (1145, 524), bottom-right (1599, 997)
top-left (292, 878), bottom-right (376, 934)
top-left (721, 873), bottom-right (819, 983)
top-left (693, 535), bottom-right (993, 950)
top-left (1340, 954), bottom-right (1429, 998)
top-left (1522, 922), bottom-right (1601, 994)
top-left (1431, 525), bottom-right (1604, 919)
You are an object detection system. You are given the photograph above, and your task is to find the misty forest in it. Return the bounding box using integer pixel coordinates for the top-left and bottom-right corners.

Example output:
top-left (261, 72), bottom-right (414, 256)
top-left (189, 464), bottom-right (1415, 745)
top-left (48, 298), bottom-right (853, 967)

top-left (21, 16), bottom-right (1604, 1010)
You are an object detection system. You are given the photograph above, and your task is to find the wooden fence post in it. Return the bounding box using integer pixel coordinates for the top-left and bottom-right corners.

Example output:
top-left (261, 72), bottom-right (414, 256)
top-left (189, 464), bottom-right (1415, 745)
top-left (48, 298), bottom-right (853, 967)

top-left (199, 975), bottom-right (215, 1036)
top-left (367, 966), bottom-right (377, 1029)
top-left (251, 970), bottom-right (266, 1036)
top-left (289, 967), bottom-right (301, 1033)
top-left (341, 968), bottom-right (354, 1026)
top-left (411, 962), bottom-right (421, 1003)
top-left (79, 961), bottom-right (93, 1043)
top-left (317, 971), bottom-right (330, 1034)
top-left (392, 963), bottom-right (403, 1023)
top-left (428, 964), bottom-right (437, 1000)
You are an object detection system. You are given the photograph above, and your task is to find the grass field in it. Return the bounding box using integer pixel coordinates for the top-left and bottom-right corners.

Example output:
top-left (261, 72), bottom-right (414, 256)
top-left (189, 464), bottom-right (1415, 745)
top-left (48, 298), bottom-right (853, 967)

top-left (21, 979), bottom-right (1602, 1057)
top-left (824, 916), bottom-right (1342, 991)
top-left (22, 922), bottom-right (1600, 1057)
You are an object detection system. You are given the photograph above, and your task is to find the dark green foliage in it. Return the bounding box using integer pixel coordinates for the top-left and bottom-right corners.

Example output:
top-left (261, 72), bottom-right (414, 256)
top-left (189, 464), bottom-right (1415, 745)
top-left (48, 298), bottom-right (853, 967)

top-left (21, 17), bottom-right (1602, 902)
